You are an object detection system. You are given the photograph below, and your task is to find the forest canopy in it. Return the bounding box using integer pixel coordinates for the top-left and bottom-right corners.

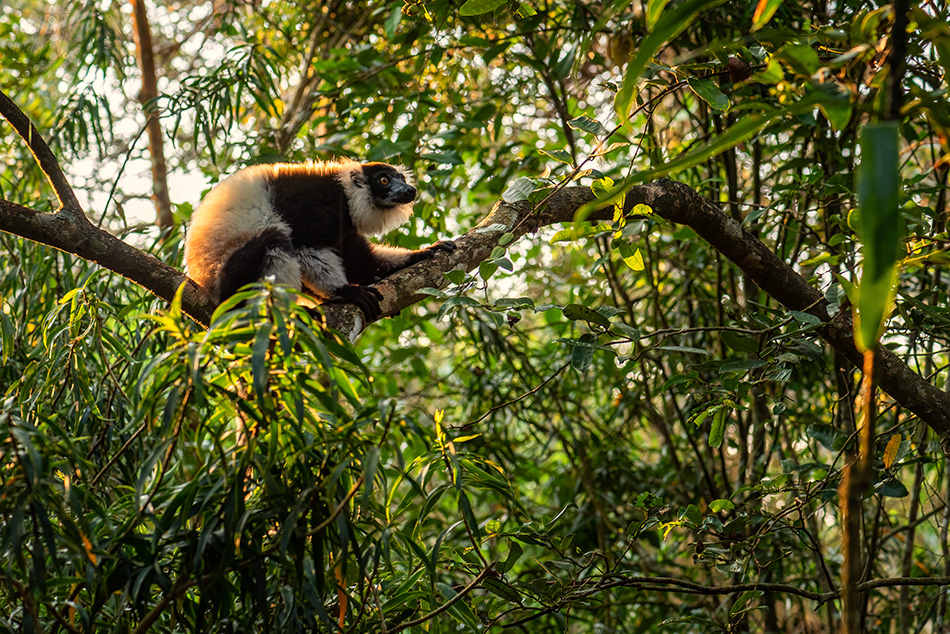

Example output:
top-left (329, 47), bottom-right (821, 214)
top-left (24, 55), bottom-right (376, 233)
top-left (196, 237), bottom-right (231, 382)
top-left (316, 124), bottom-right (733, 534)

top-left (2, 0), bottom-right (950, 632)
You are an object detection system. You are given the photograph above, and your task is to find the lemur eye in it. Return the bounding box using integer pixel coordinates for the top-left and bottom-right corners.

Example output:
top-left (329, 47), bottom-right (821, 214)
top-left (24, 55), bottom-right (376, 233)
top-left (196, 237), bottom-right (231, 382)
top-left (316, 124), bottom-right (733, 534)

top-left (379, 176), bottom-right (390, 186)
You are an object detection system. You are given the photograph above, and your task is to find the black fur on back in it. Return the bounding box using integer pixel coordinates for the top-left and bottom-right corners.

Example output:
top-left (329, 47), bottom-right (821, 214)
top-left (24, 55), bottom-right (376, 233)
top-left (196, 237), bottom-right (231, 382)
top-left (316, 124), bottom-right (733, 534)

top-left (268, 170), bottom-right (349, 250)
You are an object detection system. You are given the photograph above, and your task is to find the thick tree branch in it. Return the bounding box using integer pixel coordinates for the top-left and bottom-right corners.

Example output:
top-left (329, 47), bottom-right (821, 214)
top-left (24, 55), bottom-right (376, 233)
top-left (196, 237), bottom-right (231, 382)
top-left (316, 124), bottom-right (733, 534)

top-left (3, 89), bottom-right (949, 450)
top-left (0, 198), bottom-right (215, 323)
top-left (0, 89), bottom-right (215, 324)
top-left (590, 180), bottom-right (950, 453)
top-left (339, 181), bottom-right (950, 453)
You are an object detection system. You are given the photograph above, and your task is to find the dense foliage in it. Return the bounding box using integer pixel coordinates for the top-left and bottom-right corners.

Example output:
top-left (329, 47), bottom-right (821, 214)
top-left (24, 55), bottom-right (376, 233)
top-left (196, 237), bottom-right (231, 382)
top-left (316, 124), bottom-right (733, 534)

top-left (2, 0), bottom-right (950, 632)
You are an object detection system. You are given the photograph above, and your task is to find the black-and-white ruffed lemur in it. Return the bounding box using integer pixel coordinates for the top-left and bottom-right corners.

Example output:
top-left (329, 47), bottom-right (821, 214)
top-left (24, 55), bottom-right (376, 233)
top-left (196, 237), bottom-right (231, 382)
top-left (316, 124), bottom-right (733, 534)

top-left (184, 160), bottom-right (456, 320)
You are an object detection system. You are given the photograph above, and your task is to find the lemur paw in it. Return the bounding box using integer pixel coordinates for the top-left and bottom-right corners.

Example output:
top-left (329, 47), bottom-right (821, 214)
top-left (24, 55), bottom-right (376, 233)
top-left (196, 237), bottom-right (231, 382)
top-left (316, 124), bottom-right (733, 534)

top-left (427, 240), bottom-right (457, 254)
top-left (329, 284), bottom-right (384, 321)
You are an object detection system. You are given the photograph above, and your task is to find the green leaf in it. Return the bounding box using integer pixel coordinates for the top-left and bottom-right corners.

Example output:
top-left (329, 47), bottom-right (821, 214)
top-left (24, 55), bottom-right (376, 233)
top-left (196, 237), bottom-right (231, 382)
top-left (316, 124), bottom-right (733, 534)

top-left (683, 504), bottom-right (703, 526)
top-left (359, 447), bottom-right (379, 509)
top-left (778, 44), bottom-right (820, 75)
top-left (483, 577), bottom-right (522, 602)
top-left (497, 540), bottom-right (523, 574)
top-left (549, 224), bottom-right (612, 243)
top-left (687, 77), bottom-right (730, 111)
top-left (516, 2), bottom-right (536, 17)
top-left (720, 331), bottom-right (759, 353)
top-left (751, 0), bottom-right (784, 31)
top-left (479, 261), bottom-right (499, 280)
top-left (789, 310), bottom-right (823, 327)
top-left (458, 491), bottom-right (481, 540)
top-left (539, 148), bottom-right (573, 164)
top-left (444, 269), bottom-right (468, 285)
top-left (437, 296), bottom-right (480, 321)
top-left (618, 242), bottom-right (645, 271)
top-left (562, 303), bottom-right (612, 328)
top-left (646, 0), bottom-right (672, 29)
top-left (875, 477), bottom-right (909, 498)
top-left (753, 58), bottom-right (785, 84)
top-left (592, 176), bottom-right (616, 200)
top-left (571, 334), bottom-right (596, 371)
top-left (503, 177), bottom-right (536, 203)
top-left (0, 310), bottom-right (13, 364)
top-left (615, 0), bottom-right (726, 119)
top-left (709, 499), bottom-right (735, 513)
top-left (818, 97), bottom-right (853, 131)
top-left (731, 590), bottom-right (763, 614)
top-left (384, 5), bottom-right (403, 39)
top-left (613, 322), bottom-right (640, 340)
top-left (459, 0), bottom-right (506, 17)
top-left (855, 122), bottom-right (902, 351)
top-left (568, 115), bottom-right (607, 137)
top-left (709, 406), bottom-right (727, 448)
top-left (553, 47), bottom-right (576, 81)
top-left (251, 321), bottom-right (272, 401)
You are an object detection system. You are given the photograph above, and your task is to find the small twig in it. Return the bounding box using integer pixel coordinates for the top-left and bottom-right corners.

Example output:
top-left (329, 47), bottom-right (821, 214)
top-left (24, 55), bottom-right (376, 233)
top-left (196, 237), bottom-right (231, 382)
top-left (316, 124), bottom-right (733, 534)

top-left (499, 573), bottom-right (950, 630)
top-left (306, 474), bottom-right (364, 538)
top-left (89, 422), bottom-right (149, 486)
top-left (458, 360), bottom-right (572, 430)
top-left (129, 575), bottom-right (194, 634)
top-left (385, 563), bottom-right (496, 634)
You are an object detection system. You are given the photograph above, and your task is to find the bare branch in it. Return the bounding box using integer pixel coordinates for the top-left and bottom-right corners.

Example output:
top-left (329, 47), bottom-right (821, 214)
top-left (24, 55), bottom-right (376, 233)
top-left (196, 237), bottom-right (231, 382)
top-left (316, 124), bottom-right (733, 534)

top-left (0, 198), bottom-right (214, 323)
top-left (130, 0), bottom-right (174, 228)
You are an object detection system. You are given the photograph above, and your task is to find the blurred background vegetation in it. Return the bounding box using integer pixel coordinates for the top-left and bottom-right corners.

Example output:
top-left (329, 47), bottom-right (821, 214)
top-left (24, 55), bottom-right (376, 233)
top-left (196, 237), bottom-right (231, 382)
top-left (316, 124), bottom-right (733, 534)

top-left (2, 0), bottom-right (950, 631)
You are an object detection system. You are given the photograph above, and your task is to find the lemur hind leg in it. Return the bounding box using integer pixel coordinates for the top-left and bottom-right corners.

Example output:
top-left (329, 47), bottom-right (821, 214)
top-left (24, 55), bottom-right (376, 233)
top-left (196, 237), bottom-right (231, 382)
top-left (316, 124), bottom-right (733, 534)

top-left (217, 227), bottom-right (301, 302)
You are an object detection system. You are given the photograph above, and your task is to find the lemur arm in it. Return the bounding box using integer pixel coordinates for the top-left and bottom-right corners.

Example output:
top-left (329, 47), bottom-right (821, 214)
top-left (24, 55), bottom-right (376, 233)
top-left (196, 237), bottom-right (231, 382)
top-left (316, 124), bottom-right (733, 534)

top-left (368, 240), bottom-right (457, 280)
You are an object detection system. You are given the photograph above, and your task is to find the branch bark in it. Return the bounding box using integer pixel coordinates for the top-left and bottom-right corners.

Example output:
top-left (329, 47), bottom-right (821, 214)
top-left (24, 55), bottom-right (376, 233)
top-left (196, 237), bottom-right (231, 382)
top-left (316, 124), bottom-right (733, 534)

top-left (345, 180), bottom-right (950, 453)
top-left (2, 88), bottom-right (949, 452)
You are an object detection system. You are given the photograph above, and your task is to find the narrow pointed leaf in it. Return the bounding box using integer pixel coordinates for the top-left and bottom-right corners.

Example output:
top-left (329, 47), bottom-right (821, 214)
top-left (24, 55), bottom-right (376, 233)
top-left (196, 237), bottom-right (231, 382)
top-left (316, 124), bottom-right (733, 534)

top-left (855, 122), bottom-right (902, 351)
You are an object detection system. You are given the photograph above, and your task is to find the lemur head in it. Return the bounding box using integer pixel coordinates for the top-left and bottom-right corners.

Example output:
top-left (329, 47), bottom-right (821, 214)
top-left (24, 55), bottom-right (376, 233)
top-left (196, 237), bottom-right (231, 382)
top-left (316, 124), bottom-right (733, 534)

top-left (363, 163), bottom-right (417, 207)
top-left (340, 161), bottom-right (416, 236)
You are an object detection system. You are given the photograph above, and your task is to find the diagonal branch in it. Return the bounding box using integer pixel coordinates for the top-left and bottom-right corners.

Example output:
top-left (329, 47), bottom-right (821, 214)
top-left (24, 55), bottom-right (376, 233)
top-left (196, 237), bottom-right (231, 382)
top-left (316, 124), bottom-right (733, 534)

top-left (0, 90), bottom-right (83, 216)
top-left (340, 180), bottom-right (950, 453)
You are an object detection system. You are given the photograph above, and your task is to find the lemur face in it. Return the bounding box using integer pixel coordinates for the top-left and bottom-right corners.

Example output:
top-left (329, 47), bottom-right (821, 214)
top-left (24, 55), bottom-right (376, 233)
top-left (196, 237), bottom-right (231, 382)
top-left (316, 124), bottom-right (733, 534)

top-left (363, 163), bottom-right (416, 208)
